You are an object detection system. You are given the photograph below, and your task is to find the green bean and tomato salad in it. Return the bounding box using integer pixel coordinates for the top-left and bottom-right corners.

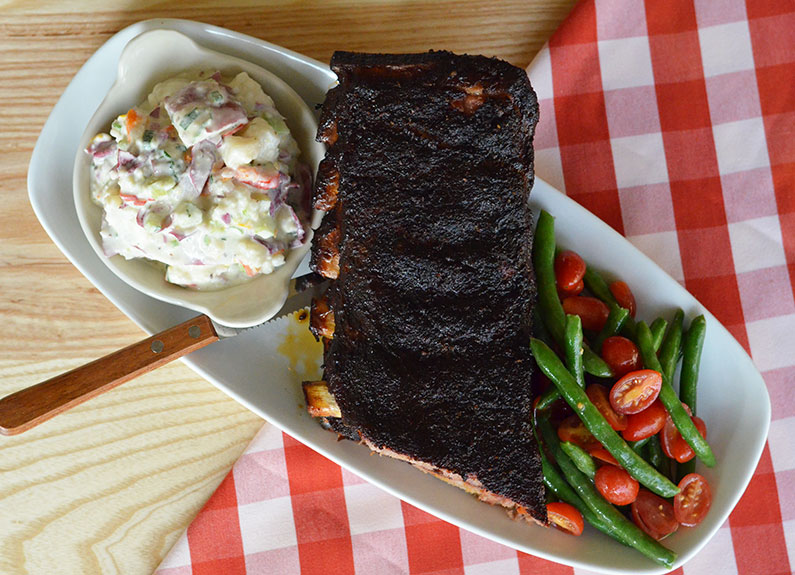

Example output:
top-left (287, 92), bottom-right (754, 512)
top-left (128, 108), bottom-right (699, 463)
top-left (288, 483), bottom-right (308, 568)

top-left (532, 210), bottom-right (713, 567)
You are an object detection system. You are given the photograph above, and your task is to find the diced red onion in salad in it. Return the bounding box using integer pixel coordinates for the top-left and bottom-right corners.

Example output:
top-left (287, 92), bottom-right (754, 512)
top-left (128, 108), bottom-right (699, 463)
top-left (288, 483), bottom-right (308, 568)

top-left (169, 230), bottom-right (190, 241)
top-left (144, 154), bottom-right (156, 174)
top-left (87, 139), bottom-right (117, 159)
top-left (164, 82), bottom-right (213, 115)
top-left (286, 204), bottom-right (305, 244)
top-left (269, 186), bottom-right (286, 218)
top-left (117, 150), bottom-right (140, 170)
top-left (254, 236), bottom-right (287, 255)
top-left (295, 162), bottom-right (313, 215)
top-left (212, 103), bottom-right (248, 134)
top-left (180, 140), bottom-right (217, 199)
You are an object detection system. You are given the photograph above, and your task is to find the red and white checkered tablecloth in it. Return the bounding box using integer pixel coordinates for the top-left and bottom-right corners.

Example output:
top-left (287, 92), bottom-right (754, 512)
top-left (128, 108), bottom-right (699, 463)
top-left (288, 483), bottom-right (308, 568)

top-left (156, 0), bottom-right (795, 573)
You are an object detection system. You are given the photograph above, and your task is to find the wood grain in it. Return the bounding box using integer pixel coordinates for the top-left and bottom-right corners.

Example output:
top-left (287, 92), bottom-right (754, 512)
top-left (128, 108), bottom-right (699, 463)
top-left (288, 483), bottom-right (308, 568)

top-left (0, 1), bottom-right (576, 573)
top-left (0, 315), bottom-right (219, 435)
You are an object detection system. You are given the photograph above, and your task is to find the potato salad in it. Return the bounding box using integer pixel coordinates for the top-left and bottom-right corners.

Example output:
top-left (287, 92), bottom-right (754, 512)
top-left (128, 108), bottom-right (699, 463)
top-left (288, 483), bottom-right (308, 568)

top-left (87, 70), bottom-right (310, 290)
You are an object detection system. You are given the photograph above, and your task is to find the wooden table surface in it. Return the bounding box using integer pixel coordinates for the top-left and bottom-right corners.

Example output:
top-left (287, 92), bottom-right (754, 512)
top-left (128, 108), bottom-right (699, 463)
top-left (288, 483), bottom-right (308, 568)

top-left (0, 2), bottom-right (577, 573)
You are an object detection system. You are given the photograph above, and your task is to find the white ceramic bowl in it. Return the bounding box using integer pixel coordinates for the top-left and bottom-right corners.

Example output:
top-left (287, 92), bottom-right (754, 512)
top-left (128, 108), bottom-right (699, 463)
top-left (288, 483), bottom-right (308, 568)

top-left (72, 29), bottom-right (325, 328)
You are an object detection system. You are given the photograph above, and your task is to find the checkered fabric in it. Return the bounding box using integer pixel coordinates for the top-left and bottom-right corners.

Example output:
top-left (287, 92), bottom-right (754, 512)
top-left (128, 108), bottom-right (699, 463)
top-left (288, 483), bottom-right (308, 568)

top-left (156, 1), bottom-right (795, 573)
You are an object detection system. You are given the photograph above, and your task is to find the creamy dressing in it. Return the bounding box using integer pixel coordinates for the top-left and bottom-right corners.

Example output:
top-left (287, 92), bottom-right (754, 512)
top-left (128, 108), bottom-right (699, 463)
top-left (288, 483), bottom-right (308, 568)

top-left (87, 70), bottom-right (309, 290)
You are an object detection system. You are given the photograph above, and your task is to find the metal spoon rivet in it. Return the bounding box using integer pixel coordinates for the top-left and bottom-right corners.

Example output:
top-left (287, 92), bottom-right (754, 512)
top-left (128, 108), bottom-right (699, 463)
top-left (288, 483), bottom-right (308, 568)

top-left (151, 340), bottom-right (164, 353)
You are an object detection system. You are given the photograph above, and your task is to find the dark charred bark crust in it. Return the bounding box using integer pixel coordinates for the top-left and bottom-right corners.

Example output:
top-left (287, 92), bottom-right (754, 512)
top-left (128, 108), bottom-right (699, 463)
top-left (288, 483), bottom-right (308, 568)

top-left (309, 50), bottom-right (545, 524)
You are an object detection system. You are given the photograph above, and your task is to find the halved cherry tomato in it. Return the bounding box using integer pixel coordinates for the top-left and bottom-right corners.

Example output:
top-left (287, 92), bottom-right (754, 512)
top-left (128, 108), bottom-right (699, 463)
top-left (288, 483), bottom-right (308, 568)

top-left (632, 489), bottom-right (679, 540)
top-left (555, 250), bottom-right (586, 292)
top-left (609, 370), bottom-right (662, 415)
top-left (661, 409), bottom-right (707, 463)
top-left (546, 501), bottom-right (584, 536)
top-left (562, 296), bottom-right (610, 331)
top-left (622, 399), bottom-right (667, 441)
top-left (558, 278), bottom-right (584, 298)
top-left (557, 414), bottom-right (600, 451)
top-left (674, 473), bottom-right (712, 527)
top-left (586, 384), bottom-right (627, 431)
top-left (609, 280), bottom-right (637, 318)
top-left (590, 447), bottom-right (619, 466)
top-left (600, 336), bottom-right (641, 377)
top-left (595, 465), bottom-right (639, 506)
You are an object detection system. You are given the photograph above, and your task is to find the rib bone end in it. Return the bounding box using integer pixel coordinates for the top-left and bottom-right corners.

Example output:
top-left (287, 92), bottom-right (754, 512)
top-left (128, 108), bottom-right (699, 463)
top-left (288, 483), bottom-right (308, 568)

top-left (303, 381), bottom-right (342, 418)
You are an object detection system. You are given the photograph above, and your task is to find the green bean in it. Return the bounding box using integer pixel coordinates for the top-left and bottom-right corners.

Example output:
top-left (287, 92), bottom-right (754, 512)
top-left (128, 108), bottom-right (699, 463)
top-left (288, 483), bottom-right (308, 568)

top-left (537, 416), bottom-right (677, 568)
top-left (583, 265), bottom-right (619, 307)
top-left (532, 307), bottom-right (557, 349)
top-left (531, 211), bottom-right (571, 412)
top-left (649, 318), bottom-right (668, 352)
top-left (658, 309), bottom-right (684, 383)
top-left (542, 450), bottom-right (583, 506)
top-left (677, 315), bottom-right (707, 480)
top-left (534, 211), bottom-right (566, 344)
top-left (647, 434), bottom-right (672, 479)
top-left (533, 211), bottom-right (614, 379)
top-left (680, 315), bottom-right (706, 415)
top-left (583, 265), bottom-right (637, 339)
top-left (565, 314), bottom-right (585, 389)
top-left (629, 437), bottom-right (651, 453)
top-left (532, 307), bottom-right (562, 410)
top-left (636, 321), bottom-right (716, 468)
top-left (535, 314), bottom-right (586, 409)
top-left (560, 441), bottom-right (597, 479)
top-left (592, 306), bottom-right (630, 353)
top-left (535, 386), bottom-right (561, 411)
top-left (540, 447), bottom-right (610, 532)
top-left (530, 337), bottom-right (680, 497)
top-left (582, 347), bottom-right (614, 378)
top-left (534, 421), bottom-right (592, 516)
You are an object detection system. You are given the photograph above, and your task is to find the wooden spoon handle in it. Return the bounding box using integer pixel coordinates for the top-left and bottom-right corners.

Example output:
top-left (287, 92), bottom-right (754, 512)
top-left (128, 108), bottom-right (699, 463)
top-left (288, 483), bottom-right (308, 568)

top-left (0, 315), bottom-right (219, 436)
